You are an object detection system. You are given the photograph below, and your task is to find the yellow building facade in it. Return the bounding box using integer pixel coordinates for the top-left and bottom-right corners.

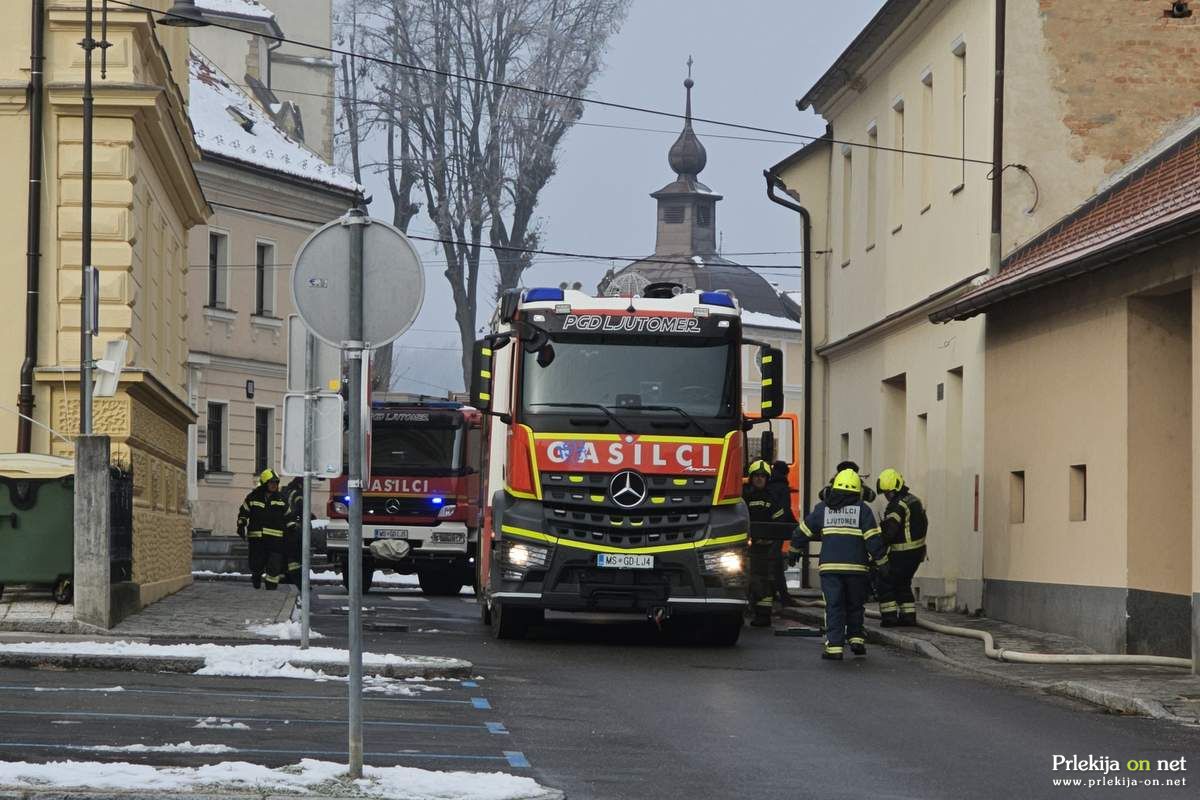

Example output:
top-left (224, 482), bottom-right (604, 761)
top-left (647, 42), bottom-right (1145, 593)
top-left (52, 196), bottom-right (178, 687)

top-left (0, 1), bottom-right (208, 608)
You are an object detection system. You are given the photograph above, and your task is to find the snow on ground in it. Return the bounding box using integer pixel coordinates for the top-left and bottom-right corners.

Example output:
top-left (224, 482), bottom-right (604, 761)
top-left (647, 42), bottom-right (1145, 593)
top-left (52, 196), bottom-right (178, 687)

top-left (86, 742), bottom-right (237, 755)
top-left (0, 758), bottom-right (550, 799)
top-left (194, 717), bottom-right (251, 731)
top-left (0, 758), bottom-right (549, 800)
top-left (363, 675), bottom-right (444, 697)
top-left (0, 641), bottom-right (467, 682)
top-left (309, 569), bottom-right (420, 587)
top-left (246, 621), bottom-right (326, 640)
top-left (34, 686), bottom-right (123, 693)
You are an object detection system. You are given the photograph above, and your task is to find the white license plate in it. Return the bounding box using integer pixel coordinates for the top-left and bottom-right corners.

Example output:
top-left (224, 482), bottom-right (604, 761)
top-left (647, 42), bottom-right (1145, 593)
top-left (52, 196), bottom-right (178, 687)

top-left (373, 529), bottom-right (410, 540)
top-left (596, 553), bottom-right (654, 569)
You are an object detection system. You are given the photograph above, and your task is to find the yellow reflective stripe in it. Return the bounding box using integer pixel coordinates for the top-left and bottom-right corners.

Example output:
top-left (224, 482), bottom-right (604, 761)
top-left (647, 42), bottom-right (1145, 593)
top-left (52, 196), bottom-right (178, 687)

top-left (480, 370), bottom-right (492, 379)
top-left (261, 529), bottom-right (284, 537)
top-left (823, 526), bottom-right (863, 536)
top-left (890, 539), bottom-right (927, 551)
top-left (479, 392), bottom-right (491, 401)
top-left (590, 495), bottom-right (605, 502)
top-left (636, 435), bottom-right (725, 444)
top-left (568, 476), bottom-right (584, 483)
top-left (799, 521), bottom-right (814, 538)
top-left (481, 347), bottom-right (493, 356)
top-left (533, 433), bottom-right (622, 441)
top-left (630, 520), bottom-right (644, 527)
top-left (761, 355), bottom-right (773, 365)
top-left (761, 378), bottom-right (773, 387)
top-left (771, 509), bottom-right (786, 519)
top-left (500, 525), bottom-right (747, 554)
top-left (610, 519), bottom-right (624, 527)
top-left (710, 430), bottom-right (737, 506)
top-left (249, 501), bottom-right (265, 508)
top-left (818, 563), bottom-right (868, 573)
top-left (521, 424), bottom-right (543, 501)
top-left (761, 401), bottom-right (773, 409)
top-left (672, 478), bottom-right (688, 486)
top-left (880, 601), bottom-right (899, 612)
top-left (863, 526), bottom-right (881, 538)
top-left (505, 485), bottom-right (539, 501)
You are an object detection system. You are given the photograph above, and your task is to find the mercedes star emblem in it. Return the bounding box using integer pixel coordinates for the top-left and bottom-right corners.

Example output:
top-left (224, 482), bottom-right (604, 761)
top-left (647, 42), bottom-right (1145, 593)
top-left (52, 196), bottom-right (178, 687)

top-left (385, 499), bottom-right (403, 515)
top-left (609, 470), bottom-right (647, 509)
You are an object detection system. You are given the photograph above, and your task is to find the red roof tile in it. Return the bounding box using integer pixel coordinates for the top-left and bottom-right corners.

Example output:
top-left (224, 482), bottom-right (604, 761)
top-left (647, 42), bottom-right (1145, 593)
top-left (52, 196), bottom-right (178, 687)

top-left (931, 125), bottom-right (1200, 322)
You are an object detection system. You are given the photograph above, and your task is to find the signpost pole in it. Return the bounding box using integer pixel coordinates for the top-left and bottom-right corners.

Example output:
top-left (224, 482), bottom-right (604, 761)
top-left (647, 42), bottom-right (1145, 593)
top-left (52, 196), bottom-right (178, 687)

top-left (300, 332), bottom-right (316, 649)
top-left (345, 208), bottom-right (367, 780)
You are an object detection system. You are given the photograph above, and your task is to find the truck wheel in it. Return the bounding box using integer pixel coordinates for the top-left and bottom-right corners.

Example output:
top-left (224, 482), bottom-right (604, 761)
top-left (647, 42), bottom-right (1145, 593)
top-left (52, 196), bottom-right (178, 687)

top-left (700, 613), bottom-right (743, 647)
top-left (417, 569), bottom-right (463, 597)
top-left (339, 557), bottom-right (375, 593)
top-left (489, 601), bottom-right (542, 640)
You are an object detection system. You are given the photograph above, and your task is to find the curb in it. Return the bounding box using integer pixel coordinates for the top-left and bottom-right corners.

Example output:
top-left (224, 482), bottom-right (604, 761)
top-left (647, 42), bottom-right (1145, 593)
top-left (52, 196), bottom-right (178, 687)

top-left (777, 607), bottom-right (1194, 726)
top-left (0, 652), bottom-right (474, 680)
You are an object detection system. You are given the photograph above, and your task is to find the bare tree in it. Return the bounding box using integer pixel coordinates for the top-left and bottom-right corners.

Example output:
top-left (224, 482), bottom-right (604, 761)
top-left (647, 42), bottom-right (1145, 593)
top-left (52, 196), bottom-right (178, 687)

top-left (338, 0), bottom-right (629, 389)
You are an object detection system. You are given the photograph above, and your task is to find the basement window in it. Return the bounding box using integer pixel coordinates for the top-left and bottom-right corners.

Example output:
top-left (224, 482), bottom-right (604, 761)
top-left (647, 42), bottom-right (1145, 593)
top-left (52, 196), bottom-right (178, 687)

top-left (1069, 464), bottom-right (1087, 521)
top-left (1009, 470), bottom-right (1025, 524)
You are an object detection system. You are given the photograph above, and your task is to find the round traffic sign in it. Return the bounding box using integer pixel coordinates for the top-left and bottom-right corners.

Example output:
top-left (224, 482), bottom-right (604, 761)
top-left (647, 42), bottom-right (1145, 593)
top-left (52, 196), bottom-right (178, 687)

top-left (291, 213), bottom-right (425, 349)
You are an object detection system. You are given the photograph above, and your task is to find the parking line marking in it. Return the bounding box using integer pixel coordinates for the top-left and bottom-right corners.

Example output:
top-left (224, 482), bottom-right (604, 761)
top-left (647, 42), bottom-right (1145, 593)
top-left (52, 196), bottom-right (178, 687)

top-left (504, 751), bottom-right (531, 768)
top-left (0, 685), bottom-right (476, 707)
top-left (0, 740), bottom-right (511, 763)
top-left (471, 697), bottom-right (491, 710)
top-left (0, 709), bottom-right (492, 732)
top-left (485, 722), bottom-right (509, 735)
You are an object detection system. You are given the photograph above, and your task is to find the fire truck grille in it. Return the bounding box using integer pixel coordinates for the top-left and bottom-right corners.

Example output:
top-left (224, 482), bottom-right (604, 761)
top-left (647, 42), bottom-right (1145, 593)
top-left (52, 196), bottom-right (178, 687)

top-left (362, 496), bottom-right (437, 518)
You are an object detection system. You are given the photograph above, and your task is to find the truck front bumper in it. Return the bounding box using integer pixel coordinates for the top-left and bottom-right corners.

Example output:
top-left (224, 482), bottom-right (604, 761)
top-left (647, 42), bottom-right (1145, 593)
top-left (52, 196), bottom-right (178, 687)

top-left (325, 521), bottom-right (473, 557)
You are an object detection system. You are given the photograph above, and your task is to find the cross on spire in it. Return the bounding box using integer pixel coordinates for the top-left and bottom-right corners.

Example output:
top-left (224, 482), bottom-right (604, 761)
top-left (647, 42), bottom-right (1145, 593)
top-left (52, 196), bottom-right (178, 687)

top-left (687, 55), bottom-right (693, 80)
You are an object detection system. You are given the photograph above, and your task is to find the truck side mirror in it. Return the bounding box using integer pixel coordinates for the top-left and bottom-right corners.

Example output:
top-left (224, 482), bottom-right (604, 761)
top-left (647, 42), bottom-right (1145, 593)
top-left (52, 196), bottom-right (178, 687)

top-left (471, 339), bottom-right (497, 412)
top-left (760, 429), bottom-right (776, 463)
top-left (758, 346), bottom-right (784, 420)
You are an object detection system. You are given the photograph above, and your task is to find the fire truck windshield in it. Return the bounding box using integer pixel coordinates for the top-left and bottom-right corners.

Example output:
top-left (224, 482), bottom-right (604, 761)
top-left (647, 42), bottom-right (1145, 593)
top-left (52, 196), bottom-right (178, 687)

top-left (371, 424), bottom-right (463, 475)
top-left (520, 339), bottom-right (737, 423)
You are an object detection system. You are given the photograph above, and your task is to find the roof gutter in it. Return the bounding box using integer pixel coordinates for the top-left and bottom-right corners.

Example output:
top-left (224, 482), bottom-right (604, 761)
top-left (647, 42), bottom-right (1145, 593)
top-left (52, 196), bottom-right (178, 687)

top-left (763, 170), bottom-right (814, 515)
top-left (18, 0), bottom-right (45, 452)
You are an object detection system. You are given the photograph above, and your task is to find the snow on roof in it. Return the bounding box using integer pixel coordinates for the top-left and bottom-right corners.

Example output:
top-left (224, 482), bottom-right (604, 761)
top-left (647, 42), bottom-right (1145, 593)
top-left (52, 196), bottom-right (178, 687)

top-left (195, 0), bottom-right (275, 20)
top-left (741, 309), bottom-right (802, 331)
top-left (188, 50), bottom-right (361, 194)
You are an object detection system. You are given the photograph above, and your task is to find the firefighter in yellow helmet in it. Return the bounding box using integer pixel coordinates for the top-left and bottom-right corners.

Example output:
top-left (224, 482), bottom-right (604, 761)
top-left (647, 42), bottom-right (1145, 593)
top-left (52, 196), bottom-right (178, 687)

top-left (743, 460), bottom-right (795, 627)
top-left (236, 469), bottom-right (290, 590)
top-left (875, 468), bottom-right (928, 626)
top-left (791, 468), bottom-right (888, 659)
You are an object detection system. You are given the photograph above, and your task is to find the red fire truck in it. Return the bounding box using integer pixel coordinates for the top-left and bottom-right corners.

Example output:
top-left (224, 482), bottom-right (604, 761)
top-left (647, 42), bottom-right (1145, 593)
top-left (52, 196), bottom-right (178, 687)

top-left (325, 399), bottom-right (482, 595)
top-left (469, 285), bottom-right (784, 644)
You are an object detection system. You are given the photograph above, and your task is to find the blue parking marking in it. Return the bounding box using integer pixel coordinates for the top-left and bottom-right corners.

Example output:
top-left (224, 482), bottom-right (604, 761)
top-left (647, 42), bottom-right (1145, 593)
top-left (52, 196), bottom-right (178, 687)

top-left (461, 680), bottom-right (479, 688)
top-left (485, 722), bottom-right (509, 735)
top-left (504, 751), bottom-right (531, 768)
top-left (471, 697), bottom-right (492, 709)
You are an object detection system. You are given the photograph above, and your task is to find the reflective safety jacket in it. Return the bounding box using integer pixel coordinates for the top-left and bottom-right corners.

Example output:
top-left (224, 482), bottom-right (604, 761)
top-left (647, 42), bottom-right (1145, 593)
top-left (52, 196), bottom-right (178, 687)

top-left (882, 490), bottom-right (928, 555)
top-left (743, 483), bottom-right (796, 542)
top-left (793, 492), bottom-right (888, 574)
top-left (237, 486), bottom-right (289, 538)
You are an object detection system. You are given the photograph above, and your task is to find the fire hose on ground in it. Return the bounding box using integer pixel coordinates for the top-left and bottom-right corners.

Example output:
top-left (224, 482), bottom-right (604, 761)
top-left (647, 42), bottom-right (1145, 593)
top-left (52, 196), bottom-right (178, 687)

top-left (789, 599), bottom-right (1192, 670)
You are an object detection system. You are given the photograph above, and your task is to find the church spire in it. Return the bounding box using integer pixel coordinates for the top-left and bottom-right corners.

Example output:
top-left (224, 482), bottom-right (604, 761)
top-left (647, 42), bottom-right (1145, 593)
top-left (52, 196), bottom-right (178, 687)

top-left (668, 56), bottom-right (707, 178)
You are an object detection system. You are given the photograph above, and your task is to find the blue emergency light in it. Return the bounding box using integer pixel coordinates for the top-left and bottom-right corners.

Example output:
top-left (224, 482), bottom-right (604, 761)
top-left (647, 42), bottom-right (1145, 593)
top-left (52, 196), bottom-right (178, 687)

top-left (698, 291), bottom-right (735, 308)
top-left (431, 497), bottom-right (445, 505)
top-left (524, 287), bottom-right (565, 303)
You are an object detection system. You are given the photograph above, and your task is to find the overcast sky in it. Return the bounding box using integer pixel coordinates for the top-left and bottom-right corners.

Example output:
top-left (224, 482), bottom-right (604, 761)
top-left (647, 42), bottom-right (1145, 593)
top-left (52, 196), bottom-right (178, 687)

top-left (362, 1), bottom-right (885, 395)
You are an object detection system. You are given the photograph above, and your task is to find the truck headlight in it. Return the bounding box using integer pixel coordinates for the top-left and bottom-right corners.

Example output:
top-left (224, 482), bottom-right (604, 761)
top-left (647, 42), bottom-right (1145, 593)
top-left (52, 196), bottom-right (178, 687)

top-left (701, 549), bottom-right (743, 574)
top-left (503, 541), bottom-right (549, 569)
top-left (437, 504), bottom-right (458, 519)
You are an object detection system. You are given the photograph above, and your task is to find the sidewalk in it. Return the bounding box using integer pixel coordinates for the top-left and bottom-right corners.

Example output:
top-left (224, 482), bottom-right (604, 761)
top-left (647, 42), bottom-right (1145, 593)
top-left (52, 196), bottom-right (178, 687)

top-left (778, 602), bottom-right (1200, 726)
top-left (111, 581), bottom-right (297, 640)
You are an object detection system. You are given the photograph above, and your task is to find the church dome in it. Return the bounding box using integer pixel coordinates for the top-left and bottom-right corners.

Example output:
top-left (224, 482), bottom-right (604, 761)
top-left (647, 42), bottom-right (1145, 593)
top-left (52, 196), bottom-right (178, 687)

top-left (668, 78), bottom-right (707, 177)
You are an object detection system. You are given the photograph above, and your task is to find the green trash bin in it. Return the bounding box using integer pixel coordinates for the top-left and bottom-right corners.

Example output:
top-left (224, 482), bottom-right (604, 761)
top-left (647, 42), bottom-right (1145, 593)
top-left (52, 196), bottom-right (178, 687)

top-left (0, 454), bottom-right (76, 604)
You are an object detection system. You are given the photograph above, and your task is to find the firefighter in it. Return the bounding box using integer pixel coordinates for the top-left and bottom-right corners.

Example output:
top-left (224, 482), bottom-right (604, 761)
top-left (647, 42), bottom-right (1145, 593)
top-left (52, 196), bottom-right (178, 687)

top-left (281, 476), bottom-right (305, 587)
top-left (818, 460), bottom-right (876, 503)
top-left (743, 460), bottom-right (791, 627)
top-left (236, 469), bottom-right (289, 590)
top-left (768, 460), bottom-right (798, 605)
top-left (875, 468), bottom-right (928, 627)
top-left (791, 468), bottom-right (888, 659)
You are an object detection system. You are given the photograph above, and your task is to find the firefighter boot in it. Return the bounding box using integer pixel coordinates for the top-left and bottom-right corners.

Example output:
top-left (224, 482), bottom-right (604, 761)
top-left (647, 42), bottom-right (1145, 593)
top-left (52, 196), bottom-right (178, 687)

top-left (849, 637), bottom-right (867, 657)
top-left (822, 643), bottom-right (844, 661)
top-left (899, 612), bottom-right (918, 627)
top-left (750, 605), bottom-right (772, 628)
top-left (879, 601), bottom-right (900, 627)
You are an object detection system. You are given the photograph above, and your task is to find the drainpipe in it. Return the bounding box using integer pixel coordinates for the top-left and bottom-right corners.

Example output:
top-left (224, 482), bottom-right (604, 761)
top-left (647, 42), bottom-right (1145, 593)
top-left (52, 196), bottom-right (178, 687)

top-left (18, 0), bottom-right (46, 452)
top-left (764, 171), bottom-right (813, 517)
top-left (989, 0), bottom-right (1007, 275)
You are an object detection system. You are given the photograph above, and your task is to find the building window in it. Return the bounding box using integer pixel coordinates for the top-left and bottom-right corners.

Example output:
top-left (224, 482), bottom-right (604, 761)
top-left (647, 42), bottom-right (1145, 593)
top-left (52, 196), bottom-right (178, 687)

top-left (207, 232), bottom-right (228, 309)
top-left (862, 428), bottom-right (873, 473)
top-left (662, 206), bottom-right (685, 224)
top-left (891, 97), bottom-right (905, 230)
top-left (840, 432), bottom-right (850, 462)
top-left (696, 203), bottom-right (712, 227)
top-left (920, 70), bottom-right (934, 210)
top-left (255, 407), bottom-right (274, 475)
top-left (206, 402), bottom-right (227, 474)
top-left (953, 38), bottom-right (967, 190)
top-left (866, 125), bottom-right (878, 249)
top-left (255, 241), bottom-right (275, 316)
top-left (1069, 464), bottom-right (1087, 521)
top-left (840, 149), bottom-right (853, 264)
top-left (1009, 470), bottom-right (1025, 524)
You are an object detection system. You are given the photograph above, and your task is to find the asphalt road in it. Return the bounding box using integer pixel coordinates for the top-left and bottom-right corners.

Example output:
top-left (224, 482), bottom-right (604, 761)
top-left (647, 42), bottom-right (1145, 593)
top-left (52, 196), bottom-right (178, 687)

top-left (0, 584), bottom-right (1197, 800)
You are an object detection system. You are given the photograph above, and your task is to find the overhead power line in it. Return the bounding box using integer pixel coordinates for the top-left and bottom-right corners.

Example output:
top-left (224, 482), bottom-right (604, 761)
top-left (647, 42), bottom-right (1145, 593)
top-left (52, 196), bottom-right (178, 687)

top-left (113, 0), bottom-right (993, 167)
